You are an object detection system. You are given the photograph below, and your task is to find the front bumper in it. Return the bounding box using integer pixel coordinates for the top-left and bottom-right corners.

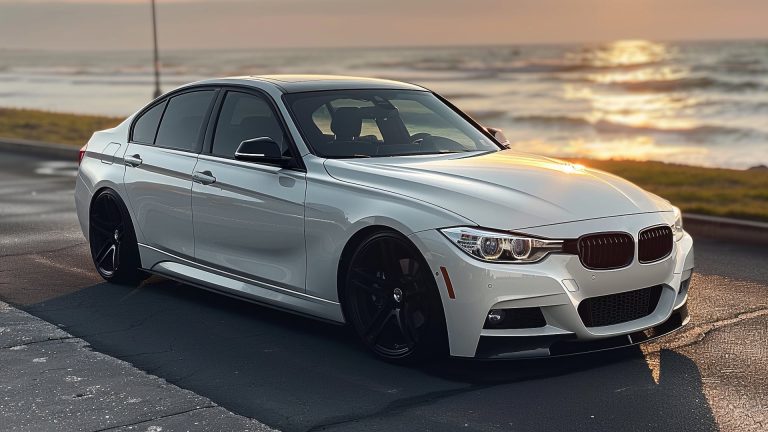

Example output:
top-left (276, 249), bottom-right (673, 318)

top-left (409, 212), bottom-right (695, 358)
top-left (475, 302), bottom-right (689, 359)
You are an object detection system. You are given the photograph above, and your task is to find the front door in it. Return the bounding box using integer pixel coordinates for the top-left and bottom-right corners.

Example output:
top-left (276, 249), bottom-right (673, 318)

top-left (191, 90), bottom-right (307, 292)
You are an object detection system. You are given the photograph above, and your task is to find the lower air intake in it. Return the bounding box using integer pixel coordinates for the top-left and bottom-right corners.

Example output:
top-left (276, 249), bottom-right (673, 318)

top-left (578, 285), bottom-right (663, 327)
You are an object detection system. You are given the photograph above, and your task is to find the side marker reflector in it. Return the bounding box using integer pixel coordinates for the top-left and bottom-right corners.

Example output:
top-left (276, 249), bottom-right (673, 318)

top-left (440, 266), bottom-right (456, 299)
top-left (562, 279), bottom-right (579, 292)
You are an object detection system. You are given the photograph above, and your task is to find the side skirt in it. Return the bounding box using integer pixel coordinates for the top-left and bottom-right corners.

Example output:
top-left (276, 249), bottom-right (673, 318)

top-left (138, 244), bottom-right (345, 324)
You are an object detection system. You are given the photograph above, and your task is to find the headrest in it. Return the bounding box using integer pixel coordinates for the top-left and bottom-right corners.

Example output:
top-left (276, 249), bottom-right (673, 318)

top-left (331, 107), bottom-right (362, 140)
top-left (239, 116), bottom-right (283, 142)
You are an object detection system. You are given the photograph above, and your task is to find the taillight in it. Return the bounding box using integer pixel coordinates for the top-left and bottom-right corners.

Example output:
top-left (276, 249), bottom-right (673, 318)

top-left (78, 144), bottom-right (87, 165)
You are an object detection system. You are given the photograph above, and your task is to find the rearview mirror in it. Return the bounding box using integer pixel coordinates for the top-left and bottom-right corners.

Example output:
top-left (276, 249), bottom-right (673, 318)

top-left (486, 127), bottom-right (510, 148)
top-left (234, 137), bottom-right (293, 167)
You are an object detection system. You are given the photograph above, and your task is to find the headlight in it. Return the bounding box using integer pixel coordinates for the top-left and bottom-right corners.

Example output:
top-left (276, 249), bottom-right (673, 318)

top-left (440, 227), bottom-right (563, 263)
top-left (672, 206), bottom-right (684, 241)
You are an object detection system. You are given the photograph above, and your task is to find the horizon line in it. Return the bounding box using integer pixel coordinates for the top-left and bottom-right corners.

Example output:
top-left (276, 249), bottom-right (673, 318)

top-left (1, 36), bottom-right (766, 53)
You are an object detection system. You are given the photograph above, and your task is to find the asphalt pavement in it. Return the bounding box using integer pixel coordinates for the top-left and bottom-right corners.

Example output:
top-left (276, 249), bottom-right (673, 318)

top-left (0, 300), bottom-right (274, 431)
top-left (1, 150), bottom-right (766, 432)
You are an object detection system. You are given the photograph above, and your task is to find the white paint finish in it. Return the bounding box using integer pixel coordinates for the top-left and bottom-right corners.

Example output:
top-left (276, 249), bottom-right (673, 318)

top-left (75, 75), bottom-right (695, 358)
top-left (140, 244), bottom-right (343, 323)
top-left (122, 145), bottom-right (198, 258)
top-left (323, 151), bottom-right (674, 231)
top-left (303, 156), bottom-right (471, 301)
top-left (562, 279), bottom-right (579, 292)
top-left (410, 227), bottom-right (694, 357)
top-left (191, 155), bottom-right (307, 292)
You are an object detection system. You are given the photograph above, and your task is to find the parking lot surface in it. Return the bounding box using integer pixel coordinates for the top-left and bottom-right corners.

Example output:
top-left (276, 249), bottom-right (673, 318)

top-left (1, 150), bottom-right (766, 431)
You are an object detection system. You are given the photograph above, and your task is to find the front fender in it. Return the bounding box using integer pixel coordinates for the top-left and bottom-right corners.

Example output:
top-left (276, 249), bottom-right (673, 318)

top-left (303, 157), bottom-right (472, 305)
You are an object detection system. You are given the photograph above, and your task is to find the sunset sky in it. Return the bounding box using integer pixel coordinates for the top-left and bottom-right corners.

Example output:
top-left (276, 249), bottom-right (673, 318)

top-left (1, 0), bottom-right (767, 50)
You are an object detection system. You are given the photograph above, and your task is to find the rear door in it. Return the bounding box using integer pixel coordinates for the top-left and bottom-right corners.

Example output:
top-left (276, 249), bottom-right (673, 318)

top-left (191, 89), bottom-right (307, 292)
top-left (123, 88), bottom-right (217, 259)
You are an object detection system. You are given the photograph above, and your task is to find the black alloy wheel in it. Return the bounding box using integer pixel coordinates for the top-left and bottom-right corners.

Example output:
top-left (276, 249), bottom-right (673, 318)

top-left (344, 231), bottom-right (447, 363)
top-left (89, 190), bottom-right (145, 285)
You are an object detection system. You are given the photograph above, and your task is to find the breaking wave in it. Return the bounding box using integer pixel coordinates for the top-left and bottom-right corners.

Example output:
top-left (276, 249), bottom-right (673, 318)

top-left (607, 77), bottom-right (765, 93)
top-left (509, 115), bottom-right (760, 139)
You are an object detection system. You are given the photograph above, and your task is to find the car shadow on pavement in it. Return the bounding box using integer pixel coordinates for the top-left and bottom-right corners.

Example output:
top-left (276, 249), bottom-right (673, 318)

top-left (24, 278), bottom-right (718, 432)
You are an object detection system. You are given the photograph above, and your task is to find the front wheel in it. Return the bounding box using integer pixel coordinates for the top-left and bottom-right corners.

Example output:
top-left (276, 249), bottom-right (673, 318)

top-left (343, 231), bottom-right (448, 364)
top-left (89, 189), bottom-right (146, 286)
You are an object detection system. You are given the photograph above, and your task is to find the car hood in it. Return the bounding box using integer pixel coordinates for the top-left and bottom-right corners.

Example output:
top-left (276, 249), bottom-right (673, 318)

top-left (323, 150), bottom-right (673, 230)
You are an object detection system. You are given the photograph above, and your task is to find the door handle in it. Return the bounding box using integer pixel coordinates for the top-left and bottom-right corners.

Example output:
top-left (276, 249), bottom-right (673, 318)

top-left (192, 170), bottom-right (216, 185)
top-left (124, 154), bottom-right (143, 168)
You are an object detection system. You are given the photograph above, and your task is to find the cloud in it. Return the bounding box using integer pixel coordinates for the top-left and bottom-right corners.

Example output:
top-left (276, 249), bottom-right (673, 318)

top-left (1, 0), bottom-right (766, 51)
top-left (0, 0), bottom-right (205, 3)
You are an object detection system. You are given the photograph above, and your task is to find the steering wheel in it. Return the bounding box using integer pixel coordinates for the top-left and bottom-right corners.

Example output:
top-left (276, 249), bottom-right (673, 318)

top-left (410, 133), bottom-right (432, 145)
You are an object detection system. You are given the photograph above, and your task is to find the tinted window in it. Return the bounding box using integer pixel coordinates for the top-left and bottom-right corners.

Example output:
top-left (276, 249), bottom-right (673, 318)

top-left (212, 91), bottom-right (288, 158)
top-left (155, 90), bottom-right (215, 152)
top-left (132, 101), bottom-right (166, 144)
top-left (391, 98), bottom-right (476, 148)
top-left (312, 104), bottom-right (332, 134)
top-left (285, 90), bottom-right (499, 158)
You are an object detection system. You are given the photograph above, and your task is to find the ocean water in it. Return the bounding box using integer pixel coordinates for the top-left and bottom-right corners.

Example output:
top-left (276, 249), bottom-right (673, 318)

top-left (1, 39), bottom-right (767, 169)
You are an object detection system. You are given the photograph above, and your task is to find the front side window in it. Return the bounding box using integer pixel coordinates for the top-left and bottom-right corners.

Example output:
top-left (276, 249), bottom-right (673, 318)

top-left (285, 90), bottom-right (500, 158)
top-left (131, 100), bottom-right (167, 144)
top-left (212, 91), bottom-right (288, 159)
top-left (155, 90), bottom-right (215, 152)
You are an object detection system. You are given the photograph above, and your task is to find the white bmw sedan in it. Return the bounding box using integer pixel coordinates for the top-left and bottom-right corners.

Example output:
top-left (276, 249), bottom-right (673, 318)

top-left (75, 75), bottom-right (694, 363)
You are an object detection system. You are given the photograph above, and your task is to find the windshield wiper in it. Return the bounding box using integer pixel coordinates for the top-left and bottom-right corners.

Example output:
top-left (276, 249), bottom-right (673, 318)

top-left (379, 150), bottom-right (470, 157)
top-left (335, 154), bottom-right (372, 159)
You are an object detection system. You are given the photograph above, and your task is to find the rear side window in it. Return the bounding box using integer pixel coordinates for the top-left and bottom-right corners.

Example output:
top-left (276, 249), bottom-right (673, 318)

top-left (132, 101), bottom-right (166, 144)
top-left (155, 90), bottom-right (215, 152)
top-left (212, 91), bottom-right (288, 158)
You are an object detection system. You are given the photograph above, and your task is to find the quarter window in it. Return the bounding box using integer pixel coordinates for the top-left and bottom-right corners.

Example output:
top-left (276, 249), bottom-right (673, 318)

top-left (131, 100), bottom-right (166, 144)
top-left (155, 90), bottom-right (215, 152)
top-left (212, 91), bottom-right (288, 159)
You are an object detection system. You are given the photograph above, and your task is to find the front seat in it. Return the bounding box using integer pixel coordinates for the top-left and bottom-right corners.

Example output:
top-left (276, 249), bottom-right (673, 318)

top-left (320, 107), bottom-right (376, 157)
top-left (331, 107), bottom-right (363, 141)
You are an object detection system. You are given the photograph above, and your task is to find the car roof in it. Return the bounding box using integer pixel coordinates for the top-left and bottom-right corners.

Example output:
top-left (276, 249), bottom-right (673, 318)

top-left (191, 75), bottom-right (428, 93)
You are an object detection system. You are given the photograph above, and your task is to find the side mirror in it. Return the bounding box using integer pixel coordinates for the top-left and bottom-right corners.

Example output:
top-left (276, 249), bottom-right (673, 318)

top-left (486, 127), bottom-right (511, 149)
top-left (234, 137), bottom-right (293, 167)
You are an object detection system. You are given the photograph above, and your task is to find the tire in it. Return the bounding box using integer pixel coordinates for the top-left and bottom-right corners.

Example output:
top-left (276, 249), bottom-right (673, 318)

top-left (343, 230), bottom-right (448, 364)
top-left (88, 189), bottom-right (146, 286)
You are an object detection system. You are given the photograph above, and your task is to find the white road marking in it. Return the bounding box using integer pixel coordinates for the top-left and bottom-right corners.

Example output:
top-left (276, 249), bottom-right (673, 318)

top-left (31, 255), bottom-right (96, 278)
top-left (34, 161), bottom-right (79, 177)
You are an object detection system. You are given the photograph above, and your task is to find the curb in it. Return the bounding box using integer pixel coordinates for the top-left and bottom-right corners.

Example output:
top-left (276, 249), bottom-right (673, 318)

top-left (683, 213), bottom-right (768, 245)
top-left (0, 137), bottom-right (78, 160)
top-left (2, 137), bottom-right (767, 244)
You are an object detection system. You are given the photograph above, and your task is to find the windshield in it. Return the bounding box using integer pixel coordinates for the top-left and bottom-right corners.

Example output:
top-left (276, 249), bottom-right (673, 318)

top-left (283, 89), bottom-right (501, 158)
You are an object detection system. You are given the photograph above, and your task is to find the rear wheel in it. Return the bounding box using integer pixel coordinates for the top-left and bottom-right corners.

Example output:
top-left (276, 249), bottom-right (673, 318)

top-left (89, 190), bottom-right (146, 285)
top-left (343, 231), bottom-right (447, 363)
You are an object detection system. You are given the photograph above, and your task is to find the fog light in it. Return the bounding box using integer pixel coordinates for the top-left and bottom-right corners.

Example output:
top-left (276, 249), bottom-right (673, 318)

top-left (487, 309), bottom-right (505, 325)
top-left (483, 307), bottom-right (547, 329)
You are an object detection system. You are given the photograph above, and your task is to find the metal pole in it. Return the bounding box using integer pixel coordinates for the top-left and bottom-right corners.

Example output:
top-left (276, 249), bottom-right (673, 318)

top-left (151, 0), bottom-right (162, 98)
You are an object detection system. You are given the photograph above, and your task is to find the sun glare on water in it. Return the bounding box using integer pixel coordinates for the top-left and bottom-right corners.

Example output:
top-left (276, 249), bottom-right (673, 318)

top-left (575, 39), bottom-right (672, 68)
top-left (552, 39), bottom-right (705, 163)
